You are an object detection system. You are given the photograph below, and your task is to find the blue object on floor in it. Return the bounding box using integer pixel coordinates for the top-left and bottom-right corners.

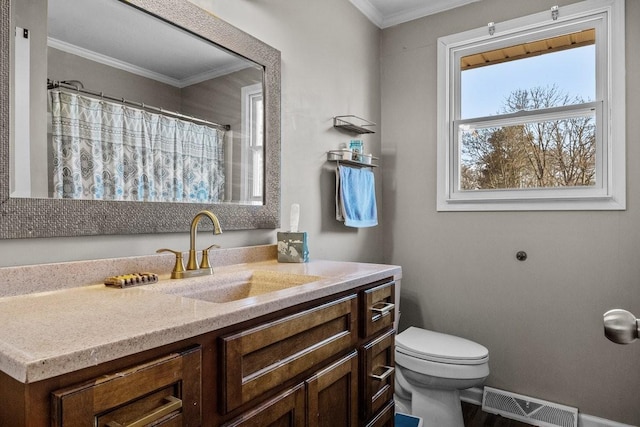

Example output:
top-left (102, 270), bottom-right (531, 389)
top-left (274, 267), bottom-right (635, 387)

top-left (395, 412), bottom-right (423, 427)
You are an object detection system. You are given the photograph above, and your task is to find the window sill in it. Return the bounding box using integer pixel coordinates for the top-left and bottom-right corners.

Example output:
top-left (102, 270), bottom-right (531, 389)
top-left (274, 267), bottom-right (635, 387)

top-left (437, 194), bottom-right (626, 211)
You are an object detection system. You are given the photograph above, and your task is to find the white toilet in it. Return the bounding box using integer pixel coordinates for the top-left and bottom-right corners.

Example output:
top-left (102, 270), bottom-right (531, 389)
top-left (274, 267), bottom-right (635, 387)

top-left (394, 326), bottom-right (490, 427)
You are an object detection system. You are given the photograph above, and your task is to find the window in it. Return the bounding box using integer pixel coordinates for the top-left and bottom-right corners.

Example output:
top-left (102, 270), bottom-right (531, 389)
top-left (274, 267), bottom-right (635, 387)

top-left (241, 83), bottom-right (264, 203)
top-left (436, 0), bottom-right (625, 211)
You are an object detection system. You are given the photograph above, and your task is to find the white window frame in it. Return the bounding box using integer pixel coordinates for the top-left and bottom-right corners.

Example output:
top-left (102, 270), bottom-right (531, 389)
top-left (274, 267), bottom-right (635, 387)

top-left (436, 0), bottom-right (625, 211)
top-left (241, 82), bottom-right (264, 203)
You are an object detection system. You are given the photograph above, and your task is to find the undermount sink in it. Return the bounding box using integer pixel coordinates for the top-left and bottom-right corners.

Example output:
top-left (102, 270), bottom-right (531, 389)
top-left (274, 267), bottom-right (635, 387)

top-left (145, 270), bottom-right (322, 303)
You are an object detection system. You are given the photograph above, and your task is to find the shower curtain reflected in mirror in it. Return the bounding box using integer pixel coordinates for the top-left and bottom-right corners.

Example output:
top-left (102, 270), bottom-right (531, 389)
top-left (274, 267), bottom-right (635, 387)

top-left (50, 90), bottom-right (225, 202)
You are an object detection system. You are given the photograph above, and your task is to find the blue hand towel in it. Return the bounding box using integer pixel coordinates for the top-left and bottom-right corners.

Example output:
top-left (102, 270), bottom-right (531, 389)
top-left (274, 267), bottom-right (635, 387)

top-left (336, 165), bottom-right (378, 228)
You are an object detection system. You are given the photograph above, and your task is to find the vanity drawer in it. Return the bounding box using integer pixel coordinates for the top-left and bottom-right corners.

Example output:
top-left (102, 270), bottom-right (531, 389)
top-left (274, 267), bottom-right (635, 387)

top-left (365, 400), bottom-right (395, 427)
top-left (222, 383), bottom-right (306, 427)
top-left (51, 346), bottom-right (201, 427)
top-left (361, 328), bottom-right (395, 422)
top-left (361, 280), bottom-right (395, 338)
top-left (220, 295), bottom-right (358, 413)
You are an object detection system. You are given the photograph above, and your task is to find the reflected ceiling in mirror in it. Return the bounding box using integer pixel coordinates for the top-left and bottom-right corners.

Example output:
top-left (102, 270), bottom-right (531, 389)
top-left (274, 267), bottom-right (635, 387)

top-left (1, 0), bottom-right (281, 238)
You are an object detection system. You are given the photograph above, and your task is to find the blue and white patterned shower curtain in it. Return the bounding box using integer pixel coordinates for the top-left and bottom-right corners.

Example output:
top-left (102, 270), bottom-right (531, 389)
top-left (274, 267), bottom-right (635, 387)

top-left (50, 90), bottom-right (225, 202)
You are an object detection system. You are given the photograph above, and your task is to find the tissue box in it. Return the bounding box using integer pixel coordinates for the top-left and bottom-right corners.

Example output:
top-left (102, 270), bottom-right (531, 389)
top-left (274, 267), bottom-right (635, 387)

top-left (277, 232), bottom-right (309, 263)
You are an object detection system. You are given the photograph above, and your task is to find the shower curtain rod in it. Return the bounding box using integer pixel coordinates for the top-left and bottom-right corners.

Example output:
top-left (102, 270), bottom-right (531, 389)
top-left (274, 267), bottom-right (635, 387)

top-left (47, 79), bottom-right (231, 132)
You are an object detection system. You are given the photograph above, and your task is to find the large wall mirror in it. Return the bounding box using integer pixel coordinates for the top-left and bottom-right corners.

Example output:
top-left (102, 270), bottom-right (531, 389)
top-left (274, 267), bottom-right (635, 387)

top-left (0, 0), bottom-right (281, 238)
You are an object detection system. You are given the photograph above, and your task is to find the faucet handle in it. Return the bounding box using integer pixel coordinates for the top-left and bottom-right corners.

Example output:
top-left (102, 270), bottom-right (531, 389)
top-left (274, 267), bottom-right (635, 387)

top-left (200, 244), bottom-right (220, 269)
top-left (156, 248), bottom-right (186, 279)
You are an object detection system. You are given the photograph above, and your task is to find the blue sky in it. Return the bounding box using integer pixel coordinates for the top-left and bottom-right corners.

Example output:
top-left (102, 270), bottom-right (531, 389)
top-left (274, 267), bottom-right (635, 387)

top-left (461, 45), bottom-right (595, 119)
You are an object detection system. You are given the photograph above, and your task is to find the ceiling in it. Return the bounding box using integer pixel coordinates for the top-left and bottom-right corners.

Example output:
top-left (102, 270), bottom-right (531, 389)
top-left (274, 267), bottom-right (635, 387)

top-left (349, 0), bottom-right (483, 28)
top-left (48, 0), bottom-right (251, 88)
top-left (47, 0), bottom-right (483, 84)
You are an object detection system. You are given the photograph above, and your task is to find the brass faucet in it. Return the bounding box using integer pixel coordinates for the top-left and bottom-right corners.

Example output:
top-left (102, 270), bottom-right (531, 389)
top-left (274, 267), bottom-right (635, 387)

top-left (157, 210), bottom-right (222, 279)
top-left (186, 210), bottom-right (222, 271)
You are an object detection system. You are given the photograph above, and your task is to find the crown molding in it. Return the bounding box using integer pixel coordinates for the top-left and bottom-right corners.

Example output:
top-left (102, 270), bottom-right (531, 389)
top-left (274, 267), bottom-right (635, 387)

top-left (350, 0), bottom-right (483, 29)
top-left (348, 0), bottom-right (384, 28)
top-left (48, 38), bottom-right (249, 88)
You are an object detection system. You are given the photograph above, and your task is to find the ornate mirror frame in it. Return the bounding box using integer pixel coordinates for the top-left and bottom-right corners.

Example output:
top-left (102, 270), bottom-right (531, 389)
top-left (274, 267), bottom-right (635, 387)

top-left (0, 0), bottom-right (281, 238)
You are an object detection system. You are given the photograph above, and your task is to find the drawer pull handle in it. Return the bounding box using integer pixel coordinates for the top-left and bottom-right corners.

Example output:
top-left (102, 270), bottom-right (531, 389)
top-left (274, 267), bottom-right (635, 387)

top-left (371, 302), bottom-right (395, 316)
top-left (370, 365), bottom-right (395, 382)
top-left (107, 395), bottom-right (182, 427)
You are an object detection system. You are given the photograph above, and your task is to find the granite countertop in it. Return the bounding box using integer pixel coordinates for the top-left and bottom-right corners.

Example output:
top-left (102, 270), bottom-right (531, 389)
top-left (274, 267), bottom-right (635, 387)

top-left (0, 250), bottom-right (401, 384)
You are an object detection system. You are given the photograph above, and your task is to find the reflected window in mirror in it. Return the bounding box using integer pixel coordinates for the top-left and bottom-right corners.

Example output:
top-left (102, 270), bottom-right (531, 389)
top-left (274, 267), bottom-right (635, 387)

top-left (242, 82), bottom-right (264, 204)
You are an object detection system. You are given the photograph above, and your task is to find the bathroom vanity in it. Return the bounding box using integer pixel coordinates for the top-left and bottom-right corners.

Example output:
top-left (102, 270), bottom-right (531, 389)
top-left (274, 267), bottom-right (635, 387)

top-left (0, 246), bottom-right (400, 426)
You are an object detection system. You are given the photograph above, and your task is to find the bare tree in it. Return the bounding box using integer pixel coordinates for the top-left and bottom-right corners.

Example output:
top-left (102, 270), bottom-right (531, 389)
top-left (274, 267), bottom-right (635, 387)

top-left (460, 85), bottom-right (595, 190)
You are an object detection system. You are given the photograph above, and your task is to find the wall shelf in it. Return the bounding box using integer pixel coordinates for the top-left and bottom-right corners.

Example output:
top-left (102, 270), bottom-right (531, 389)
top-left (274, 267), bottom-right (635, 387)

top-left (333, 115), bottom-right (376, 134)
top-left (327, 151), bottom-right (378, 168)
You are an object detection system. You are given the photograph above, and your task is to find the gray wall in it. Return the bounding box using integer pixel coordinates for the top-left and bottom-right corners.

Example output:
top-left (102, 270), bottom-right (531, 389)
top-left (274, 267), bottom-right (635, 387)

top-left (0, 0), bottom-right (383, 267)
top-left (193, 0), bottom-right (384, 262)
top-left (381, 0), bottom-right (640, 423)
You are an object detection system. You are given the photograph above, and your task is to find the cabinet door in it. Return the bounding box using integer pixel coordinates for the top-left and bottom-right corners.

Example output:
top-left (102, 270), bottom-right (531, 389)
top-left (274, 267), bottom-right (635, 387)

top-left (361, 281), bottom-right (395, 338)
top-left (222, 383), bottom-right (305, 427)
top-left (365, 401), bottom-right (394, 427)
top-left (361, 329), bottom-right (395, 422)
top-left (220, 295), bottom-right (358, 413)
top-left (306, 351), bottom-right (358, 427)
top-left (51, 346), bottom-right (201, 427)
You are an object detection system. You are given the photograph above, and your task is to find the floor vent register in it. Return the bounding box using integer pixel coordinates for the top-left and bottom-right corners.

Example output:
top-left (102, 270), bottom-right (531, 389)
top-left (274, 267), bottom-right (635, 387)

top-left (482, 386), bottom-right (578, 427)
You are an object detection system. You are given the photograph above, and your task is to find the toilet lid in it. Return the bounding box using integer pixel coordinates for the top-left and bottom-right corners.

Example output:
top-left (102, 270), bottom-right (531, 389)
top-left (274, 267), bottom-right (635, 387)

top-left (396, 327), bottom-right (489, 365)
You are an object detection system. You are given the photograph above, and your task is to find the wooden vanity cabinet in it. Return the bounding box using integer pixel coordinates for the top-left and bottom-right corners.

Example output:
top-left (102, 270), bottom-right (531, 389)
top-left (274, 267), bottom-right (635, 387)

top-left (306, 351), bottom-right (359, 427)
top-left (361, 329), bottom-right (395, 423)
top-left (221, 382), bottom-right (306, 427)
top-left (359, 280), bottom-right (396, 426)
top-left (219, 278), bottom-right (397, 427)
top-left (51, 346), bottom-right (202, 427)
top-left (0, 277), bottom-right (397, 427)
top-left (221, 351), bottom-right (359, 427)
top-left (218, 294), bottom-right (360, 426)
top-left (361, 280), bottom-right (395, 338)
top-left (364, 401), bottom-right (395, 427)
top-left (219, 295), bottom-right (358, 413)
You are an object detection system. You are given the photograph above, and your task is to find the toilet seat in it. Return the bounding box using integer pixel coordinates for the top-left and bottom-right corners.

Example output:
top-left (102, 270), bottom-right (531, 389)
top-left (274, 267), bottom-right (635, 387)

top-left (396, 327), bottom-right (489, 365)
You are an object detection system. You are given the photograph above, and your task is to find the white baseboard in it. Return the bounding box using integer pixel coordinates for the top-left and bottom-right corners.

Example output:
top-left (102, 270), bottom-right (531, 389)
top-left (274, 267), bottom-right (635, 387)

top-left (459, 387), bottom-right (636, 427)
top-left (459, 386), bottom-right (483, 405)
top-left (578, 414), bottom-right (637, 427)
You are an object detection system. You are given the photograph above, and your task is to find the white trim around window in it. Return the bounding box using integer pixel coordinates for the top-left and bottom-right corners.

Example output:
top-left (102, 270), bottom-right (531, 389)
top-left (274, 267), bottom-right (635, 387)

top-left (436, 0), bottom-right (625, 211)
